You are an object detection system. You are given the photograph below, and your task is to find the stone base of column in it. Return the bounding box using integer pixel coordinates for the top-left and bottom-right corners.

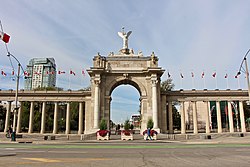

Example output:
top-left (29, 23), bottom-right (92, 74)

top-left (84, 128), bottom-right (100, 135)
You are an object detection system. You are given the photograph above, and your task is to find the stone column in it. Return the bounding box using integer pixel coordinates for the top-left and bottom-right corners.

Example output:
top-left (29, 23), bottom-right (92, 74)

top-left (227, 101), bottom-right (234, 133)
top-left (53, 102), bottom-right (58, 134)
top-left (28, 101), bottom-right (34, 133)
top-left (205, 101), bottom-right (210, 134)
top-left (192, 101), bottom-right (198, 134)
top-left (93, 80), bottom-right (100, 129)
top-left (180, 101), bottom-right (186, 134)
top-left (151, 79), bottom-right (158, 129)
top-left (239, 101), bottom-right (246, 133)
top-left (65, 102), bottom-right (71, 134)
top-left (168, 101), bottom-right (173, 134)
top-left (4, 101), bottom-right (12, 133)
top-left (16, 102), bottom-right (23, 133)
top-left (40, 102), bottom-right (46, 134)
top-left (78, 102), bottom-right (84, 135)
top-left (216, 101), bottom-right (222, 133)
top-left (160, 95), bottom-right (167, 133)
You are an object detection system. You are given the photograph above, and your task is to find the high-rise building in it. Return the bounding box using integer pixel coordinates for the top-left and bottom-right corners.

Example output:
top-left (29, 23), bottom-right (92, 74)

top-left (24, 58), bottom-right (56, 90)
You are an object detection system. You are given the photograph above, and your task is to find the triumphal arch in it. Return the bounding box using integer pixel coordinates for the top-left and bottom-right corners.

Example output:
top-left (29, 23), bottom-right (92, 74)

top-left (86, 30), bottom-right (165, 133)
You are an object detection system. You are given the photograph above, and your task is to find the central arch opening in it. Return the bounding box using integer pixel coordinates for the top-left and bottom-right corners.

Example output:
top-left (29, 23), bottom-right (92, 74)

top-left (110, 84), bottom-right (141, 132)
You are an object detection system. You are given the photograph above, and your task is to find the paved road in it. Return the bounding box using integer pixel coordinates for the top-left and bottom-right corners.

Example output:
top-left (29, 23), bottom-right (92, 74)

top-left (0, 142), bottom-right (250, 167)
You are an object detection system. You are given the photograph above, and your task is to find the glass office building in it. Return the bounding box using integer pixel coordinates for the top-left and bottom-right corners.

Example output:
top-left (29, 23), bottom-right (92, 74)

top-left (24, 58), bottom-right (56, 90)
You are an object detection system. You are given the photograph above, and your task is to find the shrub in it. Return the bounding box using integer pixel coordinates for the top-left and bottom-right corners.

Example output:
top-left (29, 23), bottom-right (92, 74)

top-left (99, 119), bottom-right (107, 130)
top-left (147, 118), bottom-right (154, 129)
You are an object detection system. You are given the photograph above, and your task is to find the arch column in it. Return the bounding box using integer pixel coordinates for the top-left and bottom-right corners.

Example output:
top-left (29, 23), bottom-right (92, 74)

top-left (216, 101), bottom-right (222, 133)
top-left (78, 102), bottom-right (84, 134)
top-left (204, 101), bottom-right (211, 134)
top-left (151, 78), bottom-right (158, 129)
top-left (93, 80), bottom-right (100, 129)
top-left (168, 101), bottom-right (173, 134)
top-left (65, 102), bottom-right (71, 134)
top-left (28, 101), bottom-right (34, 133)
top-left (16, 102), bottom-right (23, 133)
top-left (53, 102), bottom-right (58, 134)
top-left (192, 101), bottom-right (198, 134)
top-left (180, 101), bottom-right (186, 134)
top-left (4, 101), bottom-right (12, 133)
top-left (227, 101), bottom-right (234, 133)
top-left (40, 102), bottom-right (46, 134)
top-left (239, 101), bottom-right (246, 133)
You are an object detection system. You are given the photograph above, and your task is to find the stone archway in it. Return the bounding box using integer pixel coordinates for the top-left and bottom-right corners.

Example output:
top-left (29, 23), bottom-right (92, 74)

top-left (86, 30), bottom-right (165, 134)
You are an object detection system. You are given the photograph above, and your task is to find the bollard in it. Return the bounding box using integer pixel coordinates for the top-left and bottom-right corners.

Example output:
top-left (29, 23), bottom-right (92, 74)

top-left (11, 131), bottom-right (16, 141)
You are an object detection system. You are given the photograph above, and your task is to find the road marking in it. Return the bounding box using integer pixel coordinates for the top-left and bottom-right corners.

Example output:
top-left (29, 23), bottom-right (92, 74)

top-left (48, 150), bottom-right (87, 154)
top-left (22, 158), bottom-right (61, 163)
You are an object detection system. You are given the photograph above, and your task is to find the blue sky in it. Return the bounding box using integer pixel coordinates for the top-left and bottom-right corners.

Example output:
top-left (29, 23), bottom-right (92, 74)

top-left (1, 0), bottom-right (250, 123)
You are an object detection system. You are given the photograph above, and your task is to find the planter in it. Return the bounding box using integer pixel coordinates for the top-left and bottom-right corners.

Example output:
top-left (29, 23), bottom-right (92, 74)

top-left (121, 130), bottom-right (133, 140)
top-left (96, 130), bottom-right (110, 140)
top-left (143, 129), bottom-right (158, 140)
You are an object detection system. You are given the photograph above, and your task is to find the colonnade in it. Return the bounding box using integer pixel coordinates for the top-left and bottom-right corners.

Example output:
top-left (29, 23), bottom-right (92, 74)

top-left (177, 100), bottom-right (246, 134)
top-left (3, 101), bottom-right (86, 135)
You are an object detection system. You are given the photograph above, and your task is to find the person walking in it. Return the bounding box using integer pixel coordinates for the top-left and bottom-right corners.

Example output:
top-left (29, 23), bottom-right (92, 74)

top-left (146, 128), bottom-right (152, 140)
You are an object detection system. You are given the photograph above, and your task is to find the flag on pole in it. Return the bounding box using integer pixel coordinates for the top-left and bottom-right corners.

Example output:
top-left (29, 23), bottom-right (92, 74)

top-left (201, 72), bottom-right (205, 78)
top-left (58, 70), bottom-right (65, 74)
top-left (34, 71), bottom-right (40, 75)
top-left (70, 70), bottom-right (76, 76)
top-left (46, 71), bottom-right (54, 75)
top-left (11, 70), bottom-right (15, 76)
top-left (0, 31), bottom-right (10, 43)
top-left (212, 72), bottom-right (216, 78)
top-left (180, 73), bottom-right (184, 78)
top-left (24, 71), bottom-right (30, 76)
top-left (167, 72), bottom-right (171, 78)
top-left (191, 72), bottom-right (194, 77)
top-left (1, 70), bottom-right (6, 76)
top-left (82, 69), bottom-right (85, 75)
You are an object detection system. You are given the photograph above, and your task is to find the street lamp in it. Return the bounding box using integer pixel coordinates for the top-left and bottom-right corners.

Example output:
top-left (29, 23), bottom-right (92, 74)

top-left (7, 52), bottom-right (25, 132)
top-left (237, 49), bottom-right (250, 105)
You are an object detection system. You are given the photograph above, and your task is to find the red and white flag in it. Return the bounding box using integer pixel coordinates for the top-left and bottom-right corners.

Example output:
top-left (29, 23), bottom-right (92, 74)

top-left (34, 71), bottom-right (40, 75)
top-left (1, 70), bottom-right (7, 76)
top-left (46, 71), bottom-right (54, 75)
top-left (212, 72), bottom-right (216, 78)
top-left (58, 70), bottom-right (65, 74)
top-left (0, 31), bottom-right (10, 43)
top-left (201, 72), bottom-right (205, 78)
top-left (82, 69), bottom-right (85, 75)
top-left (70, 70), bottom-right (76, 76)
top-left (24, 71), bottom-right (30, 76)
top-left (11, 70), bottom-right (15, 76)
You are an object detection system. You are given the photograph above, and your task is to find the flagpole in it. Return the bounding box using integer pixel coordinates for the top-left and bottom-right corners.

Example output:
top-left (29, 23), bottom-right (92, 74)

top-left (68, 71), bottom-right (71, 90)
top-left (237, 76), bottom-right (241, 89)
top-left (226, 77), bottom-right (229, 90)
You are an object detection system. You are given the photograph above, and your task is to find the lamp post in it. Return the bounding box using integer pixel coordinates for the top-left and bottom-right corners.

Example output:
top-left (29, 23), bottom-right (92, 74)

top-left (238, 49), bottom-right (250, 105)
top-left (7, 53), bottom-right (24, 132)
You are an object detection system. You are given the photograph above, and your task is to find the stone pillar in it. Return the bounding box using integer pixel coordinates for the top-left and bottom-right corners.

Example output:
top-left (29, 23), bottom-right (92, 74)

top-left (93, 80), bottom-right (100, 129)
top-left (78, 102), bottom-right (84, 135)
top-left (192, 101), bottom-right (198, 134)
top-left (180, 101), bottom-right (186, 134)
top-left (239, 101), bottom-right (246, 133)
top-left (65, 102), bottom-right (71, 134)
top-left (4, 101), bottom-right (12, 133)
top-left (227, 101), bottom-right (234, 133)
top-left (151, 79), bottom-right (158, 129)
top-left (168, 101), bottom-right (173, 134)
top-left (216, 101), bottom-right (222, 133)
top-left (16, 102), bottom-right (23, 133)
top-left (53, 102), bottom-right (58, 134)
top-left (160, 95), bottom-right (167, 133)
top-left (28, 101), bottom-right (34, 133)
top-left (205, 101), bottom-right (210, 134)
top-left (40, 102), bottom-right (46, 134)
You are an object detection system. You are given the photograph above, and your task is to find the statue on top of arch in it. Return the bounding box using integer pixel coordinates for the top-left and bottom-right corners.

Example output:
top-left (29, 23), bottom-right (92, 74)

top-left (118, 27), bottom-right (133, 55)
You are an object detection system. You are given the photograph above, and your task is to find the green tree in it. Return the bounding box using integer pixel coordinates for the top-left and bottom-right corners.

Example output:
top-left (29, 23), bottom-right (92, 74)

top-left (0, 105), bottom-right (6, 131)
top-left (161, 78), bottom-right (175, 91)
top-left (124, 119), bottom-right (130, 130)
top-left (147, 118), bottom-right (154, 129)
top-left (99, 119), bottom-right (107, 130)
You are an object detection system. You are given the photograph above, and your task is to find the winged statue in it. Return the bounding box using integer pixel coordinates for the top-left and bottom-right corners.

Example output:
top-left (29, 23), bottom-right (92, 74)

top-left (118, 29), bottom-right (132, 49)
